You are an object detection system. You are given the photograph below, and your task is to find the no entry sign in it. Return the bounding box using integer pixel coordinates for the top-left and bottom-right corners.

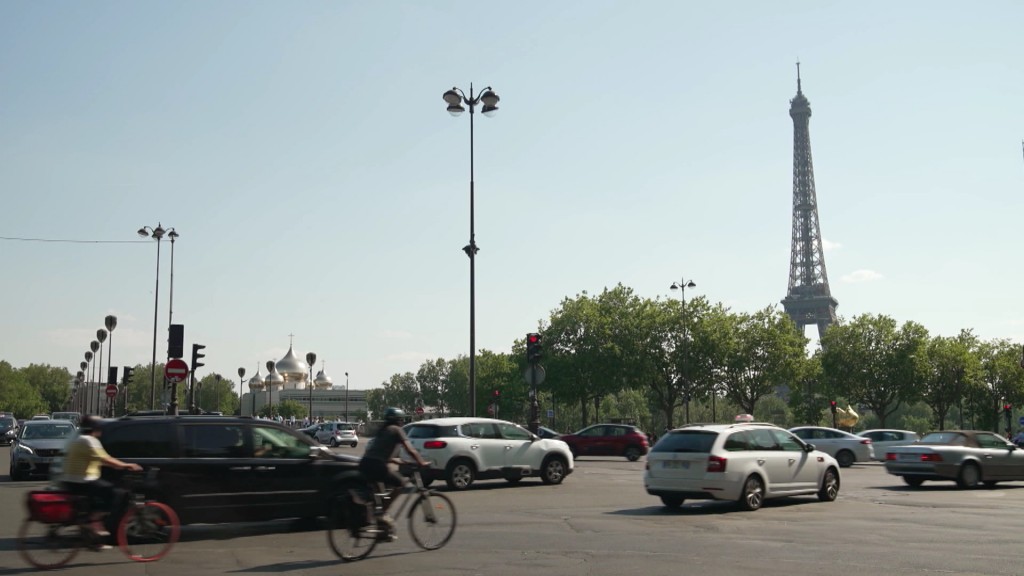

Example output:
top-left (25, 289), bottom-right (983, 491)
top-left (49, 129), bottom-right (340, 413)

top-left (165, 358), bottom-right (189, 384)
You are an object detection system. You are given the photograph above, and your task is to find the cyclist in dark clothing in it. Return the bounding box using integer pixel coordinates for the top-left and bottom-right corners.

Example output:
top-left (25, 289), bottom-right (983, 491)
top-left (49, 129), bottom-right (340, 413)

top-left (356, 408), bottom-right (430, 537)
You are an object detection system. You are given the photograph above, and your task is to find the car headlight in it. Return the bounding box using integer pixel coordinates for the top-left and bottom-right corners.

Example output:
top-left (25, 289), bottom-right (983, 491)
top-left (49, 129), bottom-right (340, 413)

top-left (15, 443), bottom-right (35, 455)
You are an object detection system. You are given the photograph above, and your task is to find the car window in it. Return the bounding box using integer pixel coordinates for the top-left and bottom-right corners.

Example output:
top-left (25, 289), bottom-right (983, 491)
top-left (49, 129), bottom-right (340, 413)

top-left (790, 428), bottom-right (810, 440)
top-left (183, 424), bottom-right (247, 458)
top-left (498, 423), bottom-right (532, 440)
top-left (920, 432), bottom-right (966, 445)
top-left (406, 424), bottom-right (440, 439)
top-left (21, 423), bottom-right (76, 440)
top-left (651, 430), bottom-right (717, 453)
top-left (579, 426), bottom-right (605, 437)
top-left (464, 422), bottom-right (499, 439)
top-left (610, 427), bottom-right (626, 437)
top-left (251, 425), bottom-right (312, 458)
top-left (861, 431), bottom-right (879, 441)
top-left (103, 422), bottom-right (176, 458)
top-left (770, 429), bottom-right (804, 452)
top-left (748, 429), bottom-right (780, 450)
top-left (723, 431), bottom-right (750, 451)
top-left (976, 433), bottom-right (1008, 449)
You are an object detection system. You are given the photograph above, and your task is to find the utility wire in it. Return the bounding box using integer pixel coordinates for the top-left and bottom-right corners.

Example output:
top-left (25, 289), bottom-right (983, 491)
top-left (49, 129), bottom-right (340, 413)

top-left (0, 235), bottom-right (148, 244)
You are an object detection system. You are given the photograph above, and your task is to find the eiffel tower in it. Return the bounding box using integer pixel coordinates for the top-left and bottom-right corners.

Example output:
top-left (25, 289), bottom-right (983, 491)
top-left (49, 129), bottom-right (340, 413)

top-left (781, 64), bottom-right (838, 338)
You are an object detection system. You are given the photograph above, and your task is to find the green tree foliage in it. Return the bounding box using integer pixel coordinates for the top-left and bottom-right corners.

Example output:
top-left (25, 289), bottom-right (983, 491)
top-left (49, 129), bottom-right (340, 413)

top-left (720, 307), bottom-right (808, 415)
top-left (920, 330), bottom-right (983, 430)
top-left (259, 399), bottom-right (306, 419)
top-left (0, 361), bottom-right (48, 417)
top-left (20, 364), bottom-right (72, 413)
top-left (820, 314), bottom-right (928, 427)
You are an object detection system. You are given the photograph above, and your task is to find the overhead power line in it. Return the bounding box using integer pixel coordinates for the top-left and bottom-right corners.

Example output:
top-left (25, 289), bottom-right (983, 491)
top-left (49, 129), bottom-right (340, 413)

top-left (0, 235), bottom-right (148, 244)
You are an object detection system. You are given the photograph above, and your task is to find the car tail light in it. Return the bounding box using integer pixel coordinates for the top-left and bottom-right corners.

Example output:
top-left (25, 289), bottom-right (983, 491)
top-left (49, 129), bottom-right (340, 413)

top-left (885, 453), bottom-right (897, 461)
top-left (920, 453), bottom-right (943, 462)
top-left (423, 440), bottom-right (448, 449)
top-left (707, 455), bottom-right (727, 473)
top-left (860, 439), bottom-right (872, 444)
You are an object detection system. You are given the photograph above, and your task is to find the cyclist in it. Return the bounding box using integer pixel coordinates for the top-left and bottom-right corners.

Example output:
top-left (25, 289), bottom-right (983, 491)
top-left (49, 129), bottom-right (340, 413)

top-left (59, 415), bottom-right (142, 539)
top-left (357, 407), bottom-right (430, 538)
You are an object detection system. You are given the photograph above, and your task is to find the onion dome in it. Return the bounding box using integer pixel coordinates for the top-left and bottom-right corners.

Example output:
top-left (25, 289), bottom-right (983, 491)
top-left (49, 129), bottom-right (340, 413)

top-left (265, 363), bottom-right (285, 390)
top-left (248, 367), bottom-right (264, 391)
top-left (315, 368), bottom-right (333, 389)
top-left (276, 344), bottom-right (308, 384)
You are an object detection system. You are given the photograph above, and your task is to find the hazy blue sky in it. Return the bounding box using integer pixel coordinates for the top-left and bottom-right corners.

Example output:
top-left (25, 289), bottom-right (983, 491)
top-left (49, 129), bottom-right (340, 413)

top-left (2, 1), bottom-right (1022, 396)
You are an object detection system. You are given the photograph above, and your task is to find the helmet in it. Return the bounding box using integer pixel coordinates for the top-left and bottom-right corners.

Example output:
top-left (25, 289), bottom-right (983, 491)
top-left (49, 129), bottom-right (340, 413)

top-left (383, 407), bottom-right (405, 424)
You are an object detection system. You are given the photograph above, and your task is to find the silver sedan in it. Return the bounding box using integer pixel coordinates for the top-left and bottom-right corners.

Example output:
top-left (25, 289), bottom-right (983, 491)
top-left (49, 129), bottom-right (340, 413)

top-left (884, 430), bottom-right (1024, 488)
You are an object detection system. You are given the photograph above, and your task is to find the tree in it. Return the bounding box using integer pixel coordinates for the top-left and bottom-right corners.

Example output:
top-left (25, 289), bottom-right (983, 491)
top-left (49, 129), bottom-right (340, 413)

top-left (977, 339), bottom-right (1024, 433)
top-left (20, 364), bottom-right (72, 413)
top-left (920, 331), bottom-right (982, 430)
top-left (820, 314), bottom-right (928, 427)
top-left (260, 399), bottom-right (306, 419)
top-left (720, 307), bottom-right (807, 415)
top-left (0, 361), bottom-right (48, 417)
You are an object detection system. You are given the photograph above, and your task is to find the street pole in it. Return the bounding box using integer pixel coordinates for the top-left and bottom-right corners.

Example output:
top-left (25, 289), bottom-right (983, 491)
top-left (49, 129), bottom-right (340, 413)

top-left (237, 367), bottom-right (246, 416)
top-left (138, 223), bottom-right (166, 410)
top-left (305, 352), bottom-right (316, 422)
top-left (670, 278), bottom-right (697, 424)
top-left (345, 372), bottom-right (349, 423)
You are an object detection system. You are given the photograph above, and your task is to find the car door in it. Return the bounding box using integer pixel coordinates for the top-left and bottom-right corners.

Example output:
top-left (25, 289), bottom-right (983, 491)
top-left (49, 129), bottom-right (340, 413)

top-left (973, 432), bottom-right (1020, 480)
top-left (746, 428), bottom-right (794, 493)
top-left (578, 425), bottom-right (608, 456)
top-left (497, 422), bottom-right (535, 473)
top-left (462, 421), bottom-right (507, 473)
top-left (242, 423), bottom-right (323, 520)
top-left (770, 429), bottom-right (819, 492)
top-left (177, 422), bottom-right (254, 522)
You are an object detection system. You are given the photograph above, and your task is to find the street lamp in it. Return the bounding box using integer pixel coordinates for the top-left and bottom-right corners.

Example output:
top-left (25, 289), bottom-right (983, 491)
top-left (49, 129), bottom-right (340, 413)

top-left (78, 363), bottom-right (88, 413)
top-left (305, 352), bottom-right (316, 422)
top-left (345, 372), bottom-right (349, 423)
top-left (166, 228), bottom-right (179, 331)
top-left (248, 366), bottom-right (263, 417)
top-left (96, 329), bottom-right (108, 416)
top-left (86, 348), bottom-right (96, 415)
top-left (104, 315), bottom-right (117, 416)
top-left (237, 367), bottom-right (246, 416)
top-left (138, 222), bottom-right (167, 410)
top-left (670, 277), bottom-right (697, 424)
top-left (442, 83), bottom-right (500, 417)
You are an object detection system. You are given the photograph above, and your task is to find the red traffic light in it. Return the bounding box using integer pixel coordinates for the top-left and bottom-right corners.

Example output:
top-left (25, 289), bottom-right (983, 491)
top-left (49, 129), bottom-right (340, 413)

top-left (527, 334), bottom-right (540, 344)
top-left (493, 389), bottom-right (500, 397)
top-left (1005, 404), bottom-right (1013, 412)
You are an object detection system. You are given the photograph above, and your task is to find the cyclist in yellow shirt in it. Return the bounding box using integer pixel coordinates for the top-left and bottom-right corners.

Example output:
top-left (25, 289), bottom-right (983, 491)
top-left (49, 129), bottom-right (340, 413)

top-left (60, 415), bottom-right (142, 538)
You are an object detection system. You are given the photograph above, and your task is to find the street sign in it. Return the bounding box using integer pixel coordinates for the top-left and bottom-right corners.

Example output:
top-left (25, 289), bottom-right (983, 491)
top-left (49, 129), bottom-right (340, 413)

top-left (415, 406), bottom-right (424, 415)
top-left (105, 384), bottom-right (118, 398)
top-left (165, 358), bottom-right (189, 384)
top-left (523, 365), bottom-right (546, 386)
top-left (546, 409), bottom-right (554, 418)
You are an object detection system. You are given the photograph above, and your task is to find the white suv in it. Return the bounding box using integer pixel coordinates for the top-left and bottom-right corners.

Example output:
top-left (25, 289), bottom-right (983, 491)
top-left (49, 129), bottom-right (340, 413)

top-left (644, 423), bottom-right (840, 511)
top-left (403, 417), bottom-right (574, 490)
top-left (313, 422), bottom-right (359, 447)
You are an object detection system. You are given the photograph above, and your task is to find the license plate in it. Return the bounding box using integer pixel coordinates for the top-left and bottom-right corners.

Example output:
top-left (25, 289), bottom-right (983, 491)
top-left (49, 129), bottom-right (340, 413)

top-left (899, 453), bottom-right (918, 461)
top-left (37, 458), bottom-right (53, 464)
top-left (662, 460), bottom-right (690, 469)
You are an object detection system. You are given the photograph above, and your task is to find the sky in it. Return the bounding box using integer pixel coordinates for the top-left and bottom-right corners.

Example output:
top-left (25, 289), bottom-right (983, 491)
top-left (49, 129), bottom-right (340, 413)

top-left (2, 1), bottom-right (1023, 397)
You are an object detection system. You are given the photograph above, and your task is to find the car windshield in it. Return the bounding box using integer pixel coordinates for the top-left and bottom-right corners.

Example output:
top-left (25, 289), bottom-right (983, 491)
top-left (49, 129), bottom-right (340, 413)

top-left (652, 430), bottom-right (718, 453)
top-left (919, 432), bottom-right (967, 445)
top-left (0, 418), bottom-right (14, 430)
top-left (21, 423), bottom-right (76, 440)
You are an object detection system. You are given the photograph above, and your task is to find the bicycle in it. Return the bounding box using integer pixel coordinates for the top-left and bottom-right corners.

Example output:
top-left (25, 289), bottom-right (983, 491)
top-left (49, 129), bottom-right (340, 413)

top-left (328, 461), bottom-right (456, 562)
top-left (16, 467), bottom-right (181, 569)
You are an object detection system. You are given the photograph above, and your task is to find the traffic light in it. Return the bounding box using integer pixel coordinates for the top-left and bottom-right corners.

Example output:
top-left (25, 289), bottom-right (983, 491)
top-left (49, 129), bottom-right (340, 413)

top-left (168, 324), bottom-right (184, 359)
top-left (192, 343), bottom-right (206, 371)
top-left (107, 366), bottom-right (118, 385)
top-left (526, 332), bottom-right (543, 364)
top-left (1005, 404), bottom-right (1013, 414)
top-left (123, 366), bottom-right (134, 386)
top-left (829, 400), bottom-right (837, 414)
top-left (493, 389), bottom-right (501, 398)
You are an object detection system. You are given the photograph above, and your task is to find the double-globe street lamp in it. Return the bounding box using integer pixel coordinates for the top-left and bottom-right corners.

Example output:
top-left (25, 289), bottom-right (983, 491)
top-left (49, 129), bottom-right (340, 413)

top-left (104, 315), bottom-right (117, 416)
top-left (237, 367), bottom-right (246, 416)
top-left (305, 352), bottom-right (317, 422)
top-left (442, 83), bottom-right (500, 417)
top-left (138, 223), bottom-right (166, 410)
top-left (670, 278), bottom-right (697, 424)
top-left (96, 329), bottom-right (107, 415)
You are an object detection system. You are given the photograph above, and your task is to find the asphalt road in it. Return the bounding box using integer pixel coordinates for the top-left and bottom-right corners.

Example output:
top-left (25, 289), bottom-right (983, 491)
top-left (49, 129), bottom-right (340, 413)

top-left (2, 446), bottom-right (1023, 576)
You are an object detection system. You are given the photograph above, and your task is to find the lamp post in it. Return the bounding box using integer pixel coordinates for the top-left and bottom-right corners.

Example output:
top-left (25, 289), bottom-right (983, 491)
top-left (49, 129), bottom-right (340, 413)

top-left (305, 352), bottom-right (316, 421)
top-left (442, 83), bottom-right (500, 417)
top-left (104, 315), bottom-right (117, 416)
top-left (670, 277), bottom-right (697, 424)
top-left (138, 223), bottom-right (167, 410)
top-left (96, 328), bottom-right (108, 416)
top-left (345, 372), bottom-right (349, 423)
top-left (78, 363), bottom-right (88, 413)
top-left (237, 367), bottom-right (246, 416)
top-left (86, 348), bottom-right (96, 415)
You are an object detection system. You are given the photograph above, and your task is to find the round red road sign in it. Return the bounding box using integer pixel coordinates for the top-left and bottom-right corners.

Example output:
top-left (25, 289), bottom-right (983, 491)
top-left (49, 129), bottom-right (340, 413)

top-left (105, 384), bottom-right (118, 398)
top-left (415, 406), bottom-right (424, 415)
top-left (165, 358), bottom-right (189, 383)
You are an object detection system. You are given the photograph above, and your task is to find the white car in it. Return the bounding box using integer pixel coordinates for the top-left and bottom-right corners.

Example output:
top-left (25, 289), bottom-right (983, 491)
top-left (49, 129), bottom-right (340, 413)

top-left (313, 421), bottom-right (358, 447)
top-left (789, 426), bottom-right (874, 467)
top-left (644, 422), bottom-right (840, 511)
top-left (403, 417), bottom-right (574, 490)
top-left (858, 429), bottom-right (920, 460)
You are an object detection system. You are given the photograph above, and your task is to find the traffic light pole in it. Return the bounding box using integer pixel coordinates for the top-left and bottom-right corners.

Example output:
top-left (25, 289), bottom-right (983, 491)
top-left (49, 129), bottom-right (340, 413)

top-left (529, 362), bottom-right (540, 435)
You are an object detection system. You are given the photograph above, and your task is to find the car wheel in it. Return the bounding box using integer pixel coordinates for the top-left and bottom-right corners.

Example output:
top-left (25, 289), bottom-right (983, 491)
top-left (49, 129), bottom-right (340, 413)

top-left (660, 495), bottom-right (684, 509)
top-left (956, 462), bottom-right (981, 489)
top-left (903, 476), bottom-right (924, 488)
top-left (817, 467), bottom-right (840, 502)
top-left (350, 442), bottom-right (358, 448)
top-left (738, 475), bottom-right (764, 511)
top-left (445, 459), bottom-right (476, 490)
top-left (540, 456), bottom-right (568, 485)
top-left (835, 450), bottom-right (855, 468)
top-left (330, 438), bottom-right (339, 448)
top-left (624, 446), bottom-right (642, 462)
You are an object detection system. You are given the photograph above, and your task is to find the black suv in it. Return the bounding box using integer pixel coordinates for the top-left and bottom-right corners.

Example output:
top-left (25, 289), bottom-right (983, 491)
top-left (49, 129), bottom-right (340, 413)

top-left (98, 416), bottom-right (360, 525)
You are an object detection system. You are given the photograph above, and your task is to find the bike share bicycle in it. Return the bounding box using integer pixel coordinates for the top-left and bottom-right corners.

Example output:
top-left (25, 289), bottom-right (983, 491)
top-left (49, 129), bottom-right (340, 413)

top-left (17, 467), bottom-right (181, 569)
top-left (328, 461), bottom-right (456, 561)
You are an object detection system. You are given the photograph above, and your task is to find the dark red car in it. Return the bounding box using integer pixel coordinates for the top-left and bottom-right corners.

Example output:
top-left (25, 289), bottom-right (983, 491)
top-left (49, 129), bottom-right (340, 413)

top-left (559, 424), bottom-right (649, 461)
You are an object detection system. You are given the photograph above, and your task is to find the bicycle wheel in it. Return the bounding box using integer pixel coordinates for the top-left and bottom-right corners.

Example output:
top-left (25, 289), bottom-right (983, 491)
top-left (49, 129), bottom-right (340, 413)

top-left (408, 492), bottom-right (456, 551)
top-left (16, 519), bottom-right (82, 569)
top-left (117, 501), bottom-right (181, 562)
top-left (327, 495), bottom-right (377, 562)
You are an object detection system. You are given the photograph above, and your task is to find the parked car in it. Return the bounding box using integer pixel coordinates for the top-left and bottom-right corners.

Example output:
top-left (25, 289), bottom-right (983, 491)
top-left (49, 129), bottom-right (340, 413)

top-left (95, 415), bottom-right (360, 524)
top-left (50, 411), bottom-right (82, 427)
top-left (883, 430), bottom-right (1024, 488)
top-left (1, 415), bottom-right (20, 446)
top-left (558, 423), bottom-right (650, 461)
top-left (644, 422), bottom-right (841, 511)
top-left (312, 421), bottom-right (359, 447)
top-left (298, 423), bottom-right (319, 438)
top-left (403, 417), bottom-right (574, 490)
top-left (858, 429), bottom-right (920, 460)
top-left (788, 426), bottom-right (873, 467)
top-left (10, 419), bottom-right (78, 480)
top-left (535, 426), bottom-right (561, 439)
top-left (30, 414), bottom-right (51, 420)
